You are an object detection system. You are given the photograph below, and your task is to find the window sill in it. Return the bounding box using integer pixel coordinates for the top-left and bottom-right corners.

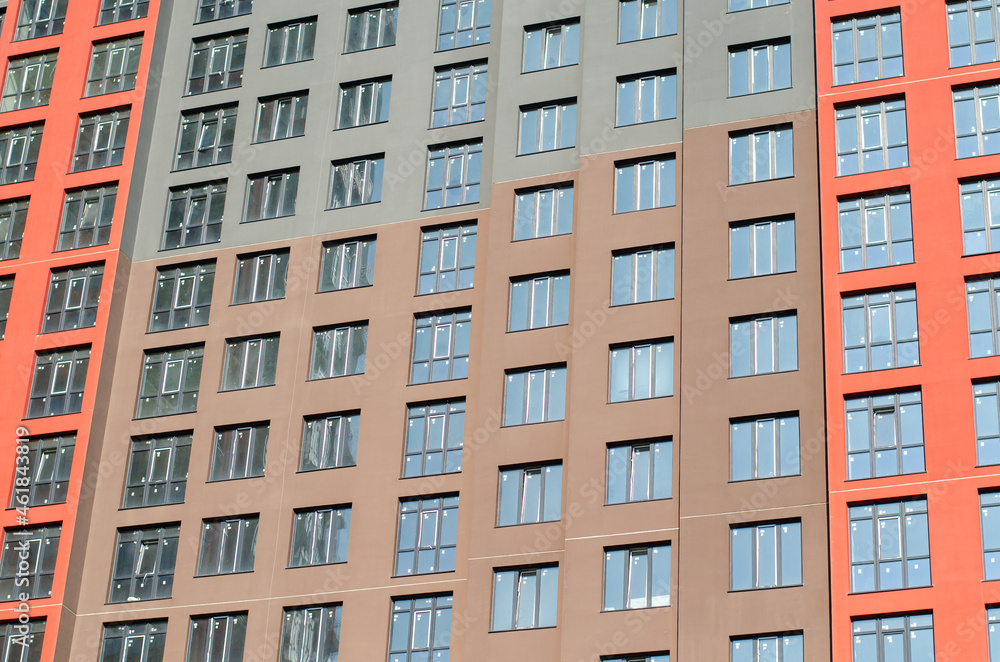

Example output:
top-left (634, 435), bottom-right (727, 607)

top-left (500, 419), bottom-right (565, 429)
top-left (316, 283), bottom-right (374, 295)
top-left (605, 497), bottom-right (673, 507)
top-left (434, 42), bottom-right (491, 54)
top-left (391, 569), bottom-right (457, 579)
top-left (400, 471), bottom-right (462, 480)
top-left (421, 200), bottom-right (481, 213)
top-left (511, 231), bottom-right (572, 243)
top-left (252, 134), bottom-right (305, 145)
top-left (617, 33), bottom-right (677, 45)
top-left (728, 474), bottom-right (801, 484)
top-left (342, 44), bottom-right (396, 55)
top-left (517, 145), bottom-right (576, 158)
top-left (132, 410), bottom-right (199, 422)
top-left (612, 204), bottom-right (676, 216)
top-left (834, 165), bottom-right (908, 178)
top-left (118, 501), bottom-right (185, 511)
top-left (305, 373), bottom-right (365, 383)
top-left (488, 625), bottom-right (557, 634)
top-left (728, 369), bottom-right (799, 380)
top-left (607, 394), bottom-right (673, 405)
top-left (728, 584), bottom-right (802, 593)
top-left (429, 118), bottom-right (486, 130)
top-left (106, 596), bottom-right (172, 606)
top-left (496, 519), bottom-right (560, 529)
top-left (600, 604), bottom-right (671, 613)
top-left (728, 271), bottom-right (795, 282)
top-left (326, 199), bottom-right (381, 212)
top-left (414, 286), bottom-right (474, 297)
top-left (287, 560), bottom-right (347, 570)
top-left (844, 471), bottom-right (925, 482)
top-left (261, 58), bottom-right (314, 70)
top-left (206, 474), bottom-right (266, 484)
top-left (240, 213), bottom-right (297, 224)
top-left (195, 570), bottom-right (256, 578)
top-left (171, 160), bottom-right (232, 174)
top-left (522, 62), bottom-right (579, 75)
top-left (609, 298), bottom-right (674, 309)
top-left (158, 238), bottom-right (222, 253)
top-left (728, 86), bottom-right (793, 99)
top-left (506, 323), bottom-right (569, 334)
top-left (408, 377), bottom-right (470, 387)
top-left (615, 116), bottom-right (677, 129)
top-left (841, 363), bottom-right (921, 376)
top-left (847, 584), bottom-right (932, 596)
top-left (728, 174), bottom-right (794, 187)
top-left (229, 297), bottom-right (285, 307)
top-left (295, 465), bottom-right (357, 475)
top-left (333, 119), bottom-right (389, 132)
top-left (218, 383), bottom-right (276, 394)
top-left (145, 322), bottom-right (210, 335)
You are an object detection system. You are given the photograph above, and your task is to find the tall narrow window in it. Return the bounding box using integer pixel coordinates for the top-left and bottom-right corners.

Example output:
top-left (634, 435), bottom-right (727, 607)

top-left (731, 415), bottom-right (799, 482)
top-left (432, 62), bottom-right (487, 127)
top-left (210, 424), bottom-right (267, 481)
top-left (395, 495), bottom-right (458, 575)
top-left (980, 490), bottom-right (1000, 580)
top-left (438, 0), bottom-right (491, 50)
top-left (514, 184), bottom-right (573, 240)
top-left (319, 237), bottom-right (375, 291)
top-left (498, 463), bottom-right (562, 526)
top-left (846, 391), bottom-right (924, 480)
top-left (0, 198), bottom-right (28, 259)
top-left (149, 262), bottom-right (215, 332)
top-left (73, 109), bottom-right (130, 172)
top-left (607, 438), bottom-right (672, 504)
top-left (42, 264), bottom-right (103, 333)
top-left (968, 276), bottom-right (1000, 357)
top-left (603, 543), bottom-right (671, 610)
top-left (730, 40), bottom-right (791, 96)
top-left (309, 323), bottom-right (367, 379)
top-left (519, 100), bottom-right (576, 154)
top-left (730, 217), bottom-right (795, 279)
top-left (730, 312), bottom-right (798, 377)
top-left (832, 12), bottom-right (903, 85)
top-left (839, 192), bottom-right (912, 271)
top-left (404, 400), bottom-right (465, 477)
top-left (835, 100), bottom-right (908, 175)
top-left (0, 277), bottom-right (9, 339)
top-left (58, 184), bottom-right (116, 251)
top-left (962, 177), bottom-right (1000, 255)
top-left (842, 288), bottom-right (919, 373)
top-left (122, 433), bottom-right (191, 508)
top-left (975, 380), bottom-right (1000, 465)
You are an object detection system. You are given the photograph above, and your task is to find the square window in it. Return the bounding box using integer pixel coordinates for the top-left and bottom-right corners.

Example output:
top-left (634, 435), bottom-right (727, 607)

top-left (835, 100), bottom-right (908, 175)
top-left (122, 433), bottom-right (191, 508)
top-left (839, 192), bottom-right (912, 271)
top-left (174, 105), bottom-right (237, 170)
top-left (1, 52), bottom-right (57, 111)
top-left (57, 185), bottom-right (116, 251)
top-left (187, 32), bottom-right (247, 96)
top-left (197, 515), bottom-right (258, 576)
top-left (245, 169), bottom-right (298, 221)
top-left (731, 520), bottom-right (801, 590)
top-left (0, 525), bottom-right (60, 600)
top-left (0, 619), bottom-right (44, 660)
top-left (136, 345), bottom-right (203, 419)
top-left (254, 92), bottom-right (307, 142)
top-left (961, 177), bottom-right (1000, 255)
top-left (99, 0), bottom-right (149, 25)
top-left (186, 613), bottom-right (246, 662)
top-left (519, 99), bottom-right (576, 154)
top-left (603, 542), bottom-right (670, 610)
top-left (309, 323), bottom-right (367, 379)
top-left (730, 312), bottom-right (798, 377)
top-left (27, 347), bottom-right (90, 418)
top-left (210, 424), bottom-right (267, 481)
top-left (109, 525), bottom-right (179, 603)
top-left (329, 155), bottom-right (383, 208)
top-left (731, 415), bottom-right (799, 482)
top-left (149, 262), bottom-right (215, 332)
top-left (410, 309), bottom-right (471, 383)
top-left (403, 400), bottom-right (464, 478)
top-left (612, 245), bottom-right (674, 305)
top-left (0, 125), bottom-right (42, 184)
top-left (509, 272), bottom-right (569, 331)
top-left (731, 633), bottom-right (802, 662)
top-left (221, 335), bottom-right (278, 391)
top-left (617, 71), bottom-right (676, 126)
top-left (491, 565), bottom-right (558, 630)
top-left (438, 0), bottom-right (490, 50)
top-left (849, 500), bottom-right (930, 592)
top-left (524, 20), bottom-right (579, 72)
top-left (345, 3), bottom-right (397, 53)
top-left (514, 184), bottom-right (572, 240)
top-left (42, 263), bottom-right (103, 333)
top-left (196, 0), bottom-right (251, 23)
top-left (425, 142), bottom-right (482, 209)
top-left (607, 438), bottom-right (672, 504)
top-left (846, 391), bottom-right (924, 480)
top-left (949, 1), bottom-right (1000, 67)
top-left (614, 155), bottom-right (676, 213)
top-left (619, 0), bottom-right (676, 43)
top-left (72, 109), bottom-right (130, 172)
top-left (731, 216), bottom-right (795, 278)
top-left (86, 37), bottom-right (142, 97)
top-left (418, 222), bottom-right (477, 293)
top-left (729, 0), bottom-right (787, 10)
top-left (730, 40), bottom-right (792, 96)
top-left (832, 13), bottom-right (902, 85)
top-left (432, 62), bottom-right (487, 127)
top-left (389, 595), bottom-right (451, 660)
top-left (851, 614), bottom-right (933, 662)
top-left (731, 125), bottom-right (794, 184)
top-left (290, 505), bottom-right (351, 567)
top-left (100, 621), bottom-right (166, 662)
top-left (338, 78), bottom-right (391, 128)
top-left (264, 17), bottom-right (316, 67)
top-left (395, 495), bottom-right (458, 575)
top-left (498, 463), bottom-right (561, 526)
top-left (610, 339), bottom-right (673, 401)
top-left (280, 605), bottom-right (340, 661)
top-left (319, 237), bottom-right (375, 291)
top-left (503, 365), bottom-right (566, 426)
top-left (955, 84), bottom-right (1000, 158)
top-left (842, 288), bottom-right (919, 373)
top-left (14, 0), bottom-right (67, 41)
top-left (300, 411), bottom-right (360, 472)
top-left (233, 249), bottom-right (287, 304)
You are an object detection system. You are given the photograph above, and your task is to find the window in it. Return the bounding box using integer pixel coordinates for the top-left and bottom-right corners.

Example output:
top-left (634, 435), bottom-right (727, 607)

top-left (730, 40), bottom-right (791, 96)
top-left (852, 614), bottom-right (933, 662)
top-left (524, 20), bottom-right (579, 72)
top-left (42, 264), bottom-right (103, 333)
top-left (404, 400), bottom-right (465, 478)
top-left (948, 0), bottom-right (1000, 67)
top-left (123, 433), bottom-right (191, 509)
top-left (491, 566), bottom-right (558, 631)
top-left (411, 310), bottom-right (471, 384)
top-left (187, 613), bottom-right (246, 662)
top-left (603, 543), bottom-right (670, 611)
top-left (836, 100), bottom-right (908, 175)
top-left (338, 78), bottom-right (390, 129)
top-left (519, 99), bottom-right (576, 154)
top-left (99, 0), bottom-right (149, 25)
top-left (839, 192), bottom-right (912, 271)
top-left (14, 0), bottom-right (66, 40)
top-left (970, 277), bottom-right (1000, 357)
top-left (731, 217), bottom-right (795, 279)
top-left (149, 262), bottom-right (215, 332)
top-left (418, 222), bottom-right (477, 293)
top-left (731, 521), bottom-right (801, 590)
top-left (136, 345), bottom-right (204, 419)
top-left (849, 499), bottom-right (930, 592)
top-left (0, 619), bottom-right (44, 661)
top-left (100, 621), bottom-right (166, 662)
top-left (732, 415), bottom-right (799, 482)
top-left (280, 604), bottom-right (341, 662)
top-left (0, 525), bottom-right (59, 600)
top-left (346, 3), bottom-right (397, 53)
top-left (197, 0), bottom-right (251, 23)
top-left (86, 37), bottom-right (142, 97)
top-left (730, 312), bottom-right (797, 377)
top-left (290, 505), bottom-right (351, 567)
top-left (109, 525), bottom-right (179, 602)
top-left (1, 52), bottom-right (56, 111)
top-left (438, 0), bottom-right (490, 50)
top-left (233, 250), bottom-right (287, 304)
top-left (320, 237), bottom-right (375, 291)
top-left (514, 184), bottom-right (572, 241)
top-left (975, 380), bottom-right (1000, 465)
top-left (188, 32), bottom-right (247, 95)
top-left (27, 347), bottom-right (89, 418)
top-left (610, 339), bottom-right (674, 401)
top-left (197, 516), bottom-right (258, 576)
top-left (611, 245), bottom-right (674, 307)
top-left (982, 491), bottom-right (1000, 579)
top-left (509, 272), bottom-right (569, 331)
top-left (175, 105), bottom-right (237, 170)
top-left (221, 335), bottom-right (278, 391)
top-left (432, 62), bottom-right (487, 127)
top-left (619, 0), bottom-right (676, 42)
top-left (729, 0), bottom-right (788, 10)
top-left (163, 182), bottom-right (226, 249)
top-left (264, 18), bottom-right (316, 67)
top-left (389, 595), bottom-right (452, 662)
top-left (842, 288), bottom-right (919, 373)
top-left (833, 13), bottom-right (903, 86)
top-left (0, 277), bottom-right (9, 339)
top-left (329, 155), bottom-right (383, 208)
top-left (210, 424), bottom-right (267, 481)
top-left (956, 85), bottom-right (1000, 158)
top-left (617, 71), bottom-right (676, 125)
top-left (300, 411), bottom-right (359, 472)
top-left (498, 463), bottom-right (562, 526)
top-left (732, 634), bottom-right (803, 662)
top-left (395, 495), bottom-right (458, 575)
top-left (425, 141), bottom-right (482, 209)
top-left (614, 155), bottom-right (676, 213)
top-left (72, 109), bottom-right (129, 172)
top-left (254, 92), bottom-right (307, 142)
top-left (503, 365), bottom-right (566, 426)
top-left (0, 199), bottom-right (27, 259)
top-left (731, 125), bottom-right (793, 184)
top-left (962, 177), bottom-right (1000, 255)
top-left (245, 169), bottom-right (298, 221)
top-left (0, 125), bottom-right (42, 184)
top-left (57, 184), bottom-right (116, 251)
top-left (846, 391), bottom-right (923, 480)
top-left (607, 438), bottom-right (672, 504)
top-left (310, 323), bottom-right (367, 379)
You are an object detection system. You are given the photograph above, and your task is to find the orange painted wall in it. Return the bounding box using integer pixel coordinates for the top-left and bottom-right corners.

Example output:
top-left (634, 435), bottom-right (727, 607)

top-left (817, 1), bottom-right (1000, 659)
top-left (0, 1), bottom-right (160, 658)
